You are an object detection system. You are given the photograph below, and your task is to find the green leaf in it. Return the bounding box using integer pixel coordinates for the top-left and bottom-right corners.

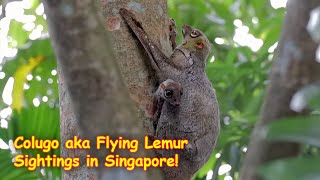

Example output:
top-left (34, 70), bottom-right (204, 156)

top-left (194, 150), bottom-right (218, 178)
top-left (8, 104), bottom-right (60, 179)
top-left (24, 0), bottom-right (40, 15)
top-left (266, 116), bottom-right (320, 147)
top-left (0, 150), bottom-right (39, 180)
top-left (0, 127), bottom-right (9, 143)
top-left (0, 39), bottom-right (57, 109)
top-left (259, 157), bottom-right (320, 180)
top-left (8, 20), bottom-right (30, 47)
top-left (9, 104), bottom-right (60, 155)
top-left (12, 56), bottom-right (44, 111)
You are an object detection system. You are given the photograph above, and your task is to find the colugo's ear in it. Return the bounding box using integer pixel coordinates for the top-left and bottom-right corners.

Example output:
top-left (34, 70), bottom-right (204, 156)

top-left (182, 24), bottom-right (193, 38)
top-left (160, 83), bottom-right (165, 89)
top-left (196, 41), bottom-right (204, 49)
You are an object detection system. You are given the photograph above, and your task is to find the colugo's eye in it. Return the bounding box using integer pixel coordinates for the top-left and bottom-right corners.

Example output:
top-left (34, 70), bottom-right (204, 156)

top-left (190, 30), bottom-right (199, 38)
top-left (164, 89), bottom-right (173, 98)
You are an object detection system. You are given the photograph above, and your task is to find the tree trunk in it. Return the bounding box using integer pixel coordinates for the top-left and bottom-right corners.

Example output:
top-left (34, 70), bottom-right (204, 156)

top-left (100, 0), bottom-right (172, 134)
top-left (44, 0), bottom-right (170, 179)
top-left (240, 1), bottom-right (320, 180)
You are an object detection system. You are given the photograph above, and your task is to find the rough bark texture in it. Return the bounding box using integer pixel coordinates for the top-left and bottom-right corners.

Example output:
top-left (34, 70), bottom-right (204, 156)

top-left (100, 1), bottom-right (172, 179)
top-left (240, 1), bottom-right (320, 180)
top-left (43, 0), bottom-right (166, 179)
top-left (58, 69), bottom-right (97, 179)
top-left (44, 0), bottom-right (170, 179)
top-left (100, 0), bottom-right (173, 135)
top-left (100, 0), bottom-right (172, 179)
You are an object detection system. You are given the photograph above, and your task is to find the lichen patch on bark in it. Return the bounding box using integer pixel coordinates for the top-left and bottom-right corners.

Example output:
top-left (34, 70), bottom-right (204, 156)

top-left (59, 2), bottom-right (74, 16)
top-left (106, 16), bottom-right (121, 31)
top-left (127, 1), bottom-right (145, 13)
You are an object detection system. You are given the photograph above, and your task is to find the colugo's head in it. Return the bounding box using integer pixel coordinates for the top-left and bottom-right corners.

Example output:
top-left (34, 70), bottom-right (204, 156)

top-left (181, 24), bottom-right (211, 61)
top-left (159, 79), bottom-right (183, 106)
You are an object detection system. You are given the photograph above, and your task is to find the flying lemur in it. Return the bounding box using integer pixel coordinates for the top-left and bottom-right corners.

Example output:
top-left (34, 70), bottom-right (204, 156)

top-left (120, 9), bottom-right (220, 180)
top-left (146, 79), bottom-right (183, 135)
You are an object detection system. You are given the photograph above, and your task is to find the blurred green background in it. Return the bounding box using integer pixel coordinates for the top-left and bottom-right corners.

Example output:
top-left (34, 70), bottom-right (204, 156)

top-left (1, 0), bottom-right (319, 179)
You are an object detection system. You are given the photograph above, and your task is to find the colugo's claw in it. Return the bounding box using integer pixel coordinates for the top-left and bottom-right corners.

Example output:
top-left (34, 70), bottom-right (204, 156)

top-left (169, 18), bottom-right (177, 50)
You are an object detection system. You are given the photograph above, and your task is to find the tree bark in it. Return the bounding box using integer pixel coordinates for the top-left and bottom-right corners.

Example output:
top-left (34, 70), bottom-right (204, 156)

top-left (240, 1), bottom-right (320, 180)
top-left (100, 0), bottom-right (172, 134)
top-left (44, 0), bottom-right (170, 179)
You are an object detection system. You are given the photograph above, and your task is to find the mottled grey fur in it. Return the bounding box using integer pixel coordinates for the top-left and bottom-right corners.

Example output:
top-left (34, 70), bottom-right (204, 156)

top-left (148, 79), bottom-right (183, 135)
top-left (120, 8), bottom-right (220, 180)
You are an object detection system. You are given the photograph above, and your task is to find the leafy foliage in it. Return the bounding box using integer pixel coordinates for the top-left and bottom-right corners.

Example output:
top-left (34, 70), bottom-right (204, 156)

top-left (169, 0), bottom-right (285, 179)
top-left (0, 149), bottom-right (40, 179)
top-left (266, 116), bottom-right (320, 147)
top-left (259, 158), bottom-right (320, 180)
top-left (0, 0), bottom-right (60, 178)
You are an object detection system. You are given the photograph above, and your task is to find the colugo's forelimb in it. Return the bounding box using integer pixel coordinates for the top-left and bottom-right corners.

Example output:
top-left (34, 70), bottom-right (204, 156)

top-left (120, 8), bottom-right (173, 78)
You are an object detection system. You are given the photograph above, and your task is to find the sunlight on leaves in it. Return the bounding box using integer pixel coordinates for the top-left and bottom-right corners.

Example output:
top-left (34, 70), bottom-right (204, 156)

top-left (12, 56), bottom-right (44, 111)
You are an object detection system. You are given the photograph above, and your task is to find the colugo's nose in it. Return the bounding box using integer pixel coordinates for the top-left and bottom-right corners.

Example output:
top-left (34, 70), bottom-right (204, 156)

top-left (173, 99), bottom-right (180, 106)
top-left (182, 24), bottom-right (191, 30)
